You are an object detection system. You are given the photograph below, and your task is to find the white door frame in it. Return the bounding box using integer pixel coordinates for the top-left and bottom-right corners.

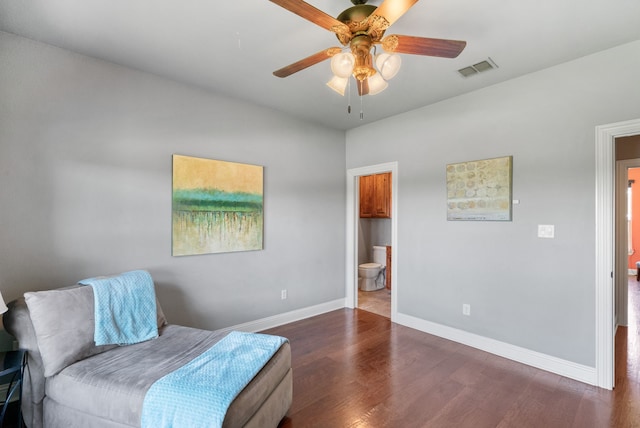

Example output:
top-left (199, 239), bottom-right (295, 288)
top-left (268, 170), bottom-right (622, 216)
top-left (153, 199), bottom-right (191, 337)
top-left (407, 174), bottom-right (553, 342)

top-left (346, 162), bottom-right (398, 321)
top-left (595, 118), bottom-right (640, 389)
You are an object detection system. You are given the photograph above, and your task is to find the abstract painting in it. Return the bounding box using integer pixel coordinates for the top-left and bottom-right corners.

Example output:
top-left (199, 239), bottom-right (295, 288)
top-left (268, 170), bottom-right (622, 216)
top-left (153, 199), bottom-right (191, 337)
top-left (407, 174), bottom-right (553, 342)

top-left (446, 155), bottom-right (513, 221)
top-left (172, 154), bottom-right (264, 256)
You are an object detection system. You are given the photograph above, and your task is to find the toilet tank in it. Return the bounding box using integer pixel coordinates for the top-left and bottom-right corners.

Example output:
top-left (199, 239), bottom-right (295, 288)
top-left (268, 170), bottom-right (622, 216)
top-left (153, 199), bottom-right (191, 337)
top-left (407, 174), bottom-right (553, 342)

top-left (372, 246), bottom-right (387, 267)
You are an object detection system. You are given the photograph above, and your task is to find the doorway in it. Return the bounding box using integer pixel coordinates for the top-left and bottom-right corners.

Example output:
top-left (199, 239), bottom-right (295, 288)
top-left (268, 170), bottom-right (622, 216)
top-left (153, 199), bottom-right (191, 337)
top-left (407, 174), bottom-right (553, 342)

top-left (615, 160), bottom-right (640, 329)
top-left (346, 162), bottom-right (398, 322)
top-left (595, 118), bottom-right (640, 390)
top-left (613, 142), bottom-right (640, 395)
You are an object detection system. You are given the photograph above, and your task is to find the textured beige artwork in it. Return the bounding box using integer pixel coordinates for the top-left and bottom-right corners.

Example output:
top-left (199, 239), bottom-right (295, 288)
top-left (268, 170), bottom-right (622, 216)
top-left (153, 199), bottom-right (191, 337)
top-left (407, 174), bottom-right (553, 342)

top-left (446, 156), bottom-right (512, 221)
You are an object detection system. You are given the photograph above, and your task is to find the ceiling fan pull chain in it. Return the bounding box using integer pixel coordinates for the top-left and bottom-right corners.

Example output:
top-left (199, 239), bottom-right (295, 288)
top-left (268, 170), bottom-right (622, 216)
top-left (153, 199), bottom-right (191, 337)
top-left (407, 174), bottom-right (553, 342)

top-left (347, 79), bottom-right (352, 114)
top-left (359, 80), bottom-right (364, 120)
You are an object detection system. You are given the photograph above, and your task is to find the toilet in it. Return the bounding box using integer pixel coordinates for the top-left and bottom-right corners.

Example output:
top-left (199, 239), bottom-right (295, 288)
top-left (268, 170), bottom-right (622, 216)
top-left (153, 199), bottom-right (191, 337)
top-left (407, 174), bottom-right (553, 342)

top-left (358, 245), bottom-right (387, 291)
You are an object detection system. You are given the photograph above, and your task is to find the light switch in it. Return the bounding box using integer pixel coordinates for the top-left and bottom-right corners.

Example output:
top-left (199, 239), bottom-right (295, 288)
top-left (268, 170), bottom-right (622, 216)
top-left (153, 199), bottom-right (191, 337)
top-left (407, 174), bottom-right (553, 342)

top-left (538, 225), bottom-right (555, 238)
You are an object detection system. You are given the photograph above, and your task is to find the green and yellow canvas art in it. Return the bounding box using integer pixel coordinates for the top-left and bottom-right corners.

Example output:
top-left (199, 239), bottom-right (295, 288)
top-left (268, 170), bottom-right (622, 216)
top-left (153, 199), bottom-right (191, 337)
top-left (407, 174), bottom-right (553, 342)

top-left (172, 154), bottom-right (264, 256)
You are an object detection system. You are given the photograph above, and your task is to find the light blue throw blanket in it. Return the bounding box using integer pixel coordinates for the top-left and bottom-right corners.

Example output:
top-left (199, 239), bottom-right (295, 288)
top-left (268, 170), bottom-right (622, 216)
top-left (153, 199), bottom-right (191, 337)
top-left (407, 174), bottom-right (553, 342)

top-left (79, 270), bottom-right (158, 346)
top-left (141, 331), bottom-right (288, 428)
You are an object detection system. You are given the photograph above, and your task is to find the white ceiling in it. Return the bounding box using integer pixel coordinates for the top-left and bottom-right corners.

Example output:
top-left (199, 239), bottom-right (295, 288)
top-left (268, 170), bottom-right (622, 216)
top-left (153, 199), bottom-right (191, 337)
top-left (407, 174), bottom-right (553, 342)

top-left (1, 0), bottom-right (639, 130)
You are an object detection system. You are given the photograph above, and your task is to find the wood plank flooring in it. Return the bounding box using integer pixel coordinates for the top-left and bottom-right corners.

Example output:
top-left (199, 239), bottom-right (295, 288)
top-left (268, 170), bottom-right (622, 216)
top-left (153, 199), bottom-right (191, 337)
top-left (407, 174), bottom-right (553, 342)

top-left (264, 279), bottom-right (640, 427)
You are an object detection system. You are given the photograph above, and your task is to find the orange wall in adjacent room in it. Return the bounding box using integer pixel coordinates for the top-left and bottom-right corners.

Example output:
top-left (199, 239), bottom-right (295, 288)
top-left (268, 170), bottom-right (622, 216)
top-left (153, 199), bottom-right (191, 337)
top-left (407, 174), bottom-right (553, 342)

top-left (628, 168), bottom-right (640, 269)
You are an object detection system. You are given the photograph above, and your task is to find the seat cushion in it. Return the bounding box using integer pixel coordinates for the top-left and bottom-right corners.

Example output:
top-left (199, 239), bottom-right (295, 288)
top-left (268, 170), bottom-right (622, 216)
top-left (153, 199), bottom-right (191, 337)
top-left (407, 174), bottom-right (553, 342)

top-left (46, 325), bottom-right (291, 427)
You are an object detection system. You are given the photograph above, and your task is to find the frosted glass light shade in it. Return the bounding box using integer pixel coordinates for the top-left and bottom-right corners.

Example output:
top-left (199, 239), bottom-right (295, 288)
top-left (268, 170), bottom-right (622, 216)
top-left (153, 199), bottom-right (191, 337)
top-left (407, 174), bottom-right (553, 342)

top-left (367, 73), bottom-right (388, 95)
top-left (330, 53), bottom-right (355, 78)
top-left (375, 53), bottom-right (402, 80)
top-left (326, 75), bottom-right (349, 96)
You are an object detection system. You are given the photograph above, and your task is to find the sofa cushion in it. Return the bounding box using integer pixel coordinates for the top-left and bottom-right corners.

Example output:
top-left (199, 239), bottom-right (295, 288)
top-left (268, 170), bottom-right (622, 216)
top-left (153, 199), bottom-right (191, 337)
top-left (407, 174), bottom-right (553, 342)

top-left (45, 325), bottom-right (291, 428)
top-left (24, 285), bottom-right (167, 377)
top-left (25, 286), bottom-right (117, 377)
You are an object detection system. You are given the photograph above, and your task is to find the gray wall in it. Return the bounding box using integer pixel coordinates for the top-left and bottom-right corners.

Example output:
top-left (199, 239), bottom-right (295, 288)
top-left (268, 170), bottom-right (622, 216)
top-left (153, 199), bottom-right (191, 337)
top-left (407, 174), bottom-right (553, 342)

top-left (346, 40), bottom-right (640, 367)
top-left (0, 32), bottom-right (346, 330)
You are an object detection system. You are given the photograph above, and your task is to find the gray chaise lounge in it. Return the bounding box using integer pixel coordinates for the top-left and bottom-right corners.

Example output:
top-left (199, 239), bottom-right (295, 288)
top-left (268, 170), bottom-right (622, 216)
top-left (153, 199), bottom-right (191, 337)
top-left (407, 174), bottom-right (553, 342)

top-left (4, 284), bottom-right (292, 428)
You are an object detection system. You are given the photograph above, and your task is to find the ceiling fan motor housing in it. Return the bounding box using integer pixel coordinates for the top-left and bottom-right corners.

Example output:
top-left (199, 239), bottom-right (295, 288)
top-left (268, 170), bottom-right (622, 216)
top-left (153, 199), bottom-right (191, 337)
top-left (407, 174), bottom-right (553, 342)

top-left (335, 5), bottom-right (384, 45)
top-left (336, 4), bottom-right (376, 26)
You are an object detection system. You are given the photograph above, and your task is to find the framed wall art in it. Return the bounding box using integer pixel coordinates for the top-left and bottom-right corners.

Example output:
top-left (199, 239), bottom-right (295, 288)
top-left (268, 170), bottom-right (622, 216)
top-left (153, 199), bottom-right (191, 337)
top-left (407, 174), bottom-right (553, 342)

top-left (172, 154), bottom-right (264, 256)
top-left (446, 155), bottom-right (513, 221)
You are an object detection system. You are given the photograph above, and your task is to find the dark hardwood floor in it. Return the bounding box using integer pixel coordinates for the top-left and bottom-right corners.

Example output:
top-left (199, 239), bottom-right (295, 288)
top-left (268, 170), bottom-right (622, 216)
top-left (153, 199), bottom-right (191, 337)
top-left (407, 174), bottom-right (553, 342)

top-left (265, 279), bottom-right (640, 427)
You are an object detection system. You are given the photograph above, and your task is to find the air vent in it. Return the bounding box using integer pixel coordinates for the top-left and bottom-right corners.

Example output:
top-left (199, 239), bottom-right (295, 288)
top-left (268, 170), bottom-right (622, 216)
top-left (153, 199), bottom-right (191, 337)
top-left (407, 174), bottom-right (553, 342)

top-left (458, 66), bottom-right (478, 77)
top-left (458, 58), bottom-right (498, 78)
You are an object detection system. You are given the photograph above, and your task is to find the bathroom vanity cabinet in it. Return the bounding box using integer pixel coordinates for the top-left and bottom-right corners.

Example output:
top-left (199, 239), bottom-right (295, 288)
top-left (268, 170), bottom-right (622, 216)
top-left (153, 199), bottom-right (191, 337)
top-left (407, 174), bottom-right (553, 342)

top-left (359, 172), bottom-right (391, 218)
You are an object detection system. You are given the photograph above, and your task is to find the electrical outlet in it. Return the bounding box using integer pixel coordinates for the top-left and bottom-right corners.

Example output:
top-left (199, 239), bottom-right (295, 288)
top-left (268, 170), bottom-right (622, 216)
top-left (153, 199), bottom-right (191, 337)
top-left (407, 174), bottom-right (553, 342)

top-left (281, 289), bottom-right (287, 300)
top-left (463, 304), bottom-right (471, 316)
top-left (538, 224), bottom-right (555, 238)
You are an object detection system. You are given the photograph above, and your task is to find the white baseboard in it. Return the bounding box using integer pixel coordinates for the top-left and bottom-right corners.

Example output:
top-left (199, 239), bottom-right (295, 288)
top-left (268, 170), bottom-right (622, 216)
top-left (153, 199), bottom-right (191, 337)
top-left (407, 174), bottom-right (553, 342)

top-left (629, 269), bottom-right (637, 276)
top-left (216, 298), bottom-right (346, 334)
top-left (394, 312), bottom-right (597, 386)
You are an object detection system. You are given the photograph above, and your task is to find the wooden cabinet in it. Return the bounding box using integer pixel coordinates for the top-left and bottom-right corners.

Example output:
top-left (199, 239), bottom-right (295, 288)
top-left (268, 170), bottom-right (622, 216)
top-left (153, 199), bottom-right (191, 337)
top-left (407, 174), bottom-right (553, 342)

top-left (359, 172), bottom-right (391, 218)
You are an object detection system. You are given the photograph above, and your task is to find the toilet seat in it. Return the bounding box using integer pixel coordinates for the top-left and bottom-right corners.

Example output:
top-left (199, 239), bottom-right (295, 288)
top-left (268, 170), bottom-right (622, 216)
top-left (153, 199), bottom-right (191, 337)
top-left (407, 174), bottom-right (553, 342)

top-left (359, 263), bottom-right (381, 269)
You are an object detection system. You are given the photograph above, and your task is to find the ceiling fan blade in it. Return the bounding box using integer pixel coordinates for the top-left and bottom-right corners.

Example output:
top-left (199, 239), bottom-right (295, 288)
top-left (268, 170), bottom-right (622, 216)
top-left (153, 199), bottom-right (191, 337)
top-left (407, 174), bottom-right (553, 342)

top-left (273, 47), bottom-right (342, 78)
top-left (269, 0), bottom-right (350, 34)
top-left (369, 0), bottom-right (419, 31)
top-left (357, 79), bottom-right (370, 96)
top-left (382, 35), bottom-right (466, 58)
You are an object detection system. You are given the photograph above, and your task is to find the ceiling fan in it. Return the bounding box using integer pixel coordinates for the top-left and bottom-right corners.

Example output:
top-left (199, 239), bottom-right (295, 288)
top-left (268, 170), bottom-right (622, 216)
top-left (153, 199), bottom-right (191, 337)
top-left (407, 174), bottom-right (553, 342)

top-left (269, 0), bottom-right (467, 96)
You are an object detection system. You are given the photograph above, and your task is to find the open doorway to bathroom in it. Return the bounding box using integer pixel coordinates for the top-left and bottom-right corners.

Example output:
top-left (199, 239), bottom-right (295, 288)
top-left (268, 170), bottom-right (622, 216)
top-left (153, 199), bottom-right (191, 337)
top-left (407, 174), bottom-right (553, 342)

top-left (346, 162), bottom-right (398, 322)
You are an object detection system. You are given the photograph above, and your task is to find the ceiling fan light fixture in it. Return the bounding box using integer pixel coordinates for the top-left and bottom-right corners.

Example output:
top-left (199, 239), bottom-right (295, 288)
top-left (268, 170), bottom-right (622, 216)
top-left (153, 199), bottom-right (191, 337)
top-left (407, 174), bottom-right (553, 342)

top-left (270, 0), bottom-right (467, 103)
top-left (375, 53), bottom-right (402, 80)
top-left (326, 75), bottom-right (350, 96)
top-left (367, 73), bottom-right (388, 95)
top-left (330, 52), bottom-right (356, 78)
